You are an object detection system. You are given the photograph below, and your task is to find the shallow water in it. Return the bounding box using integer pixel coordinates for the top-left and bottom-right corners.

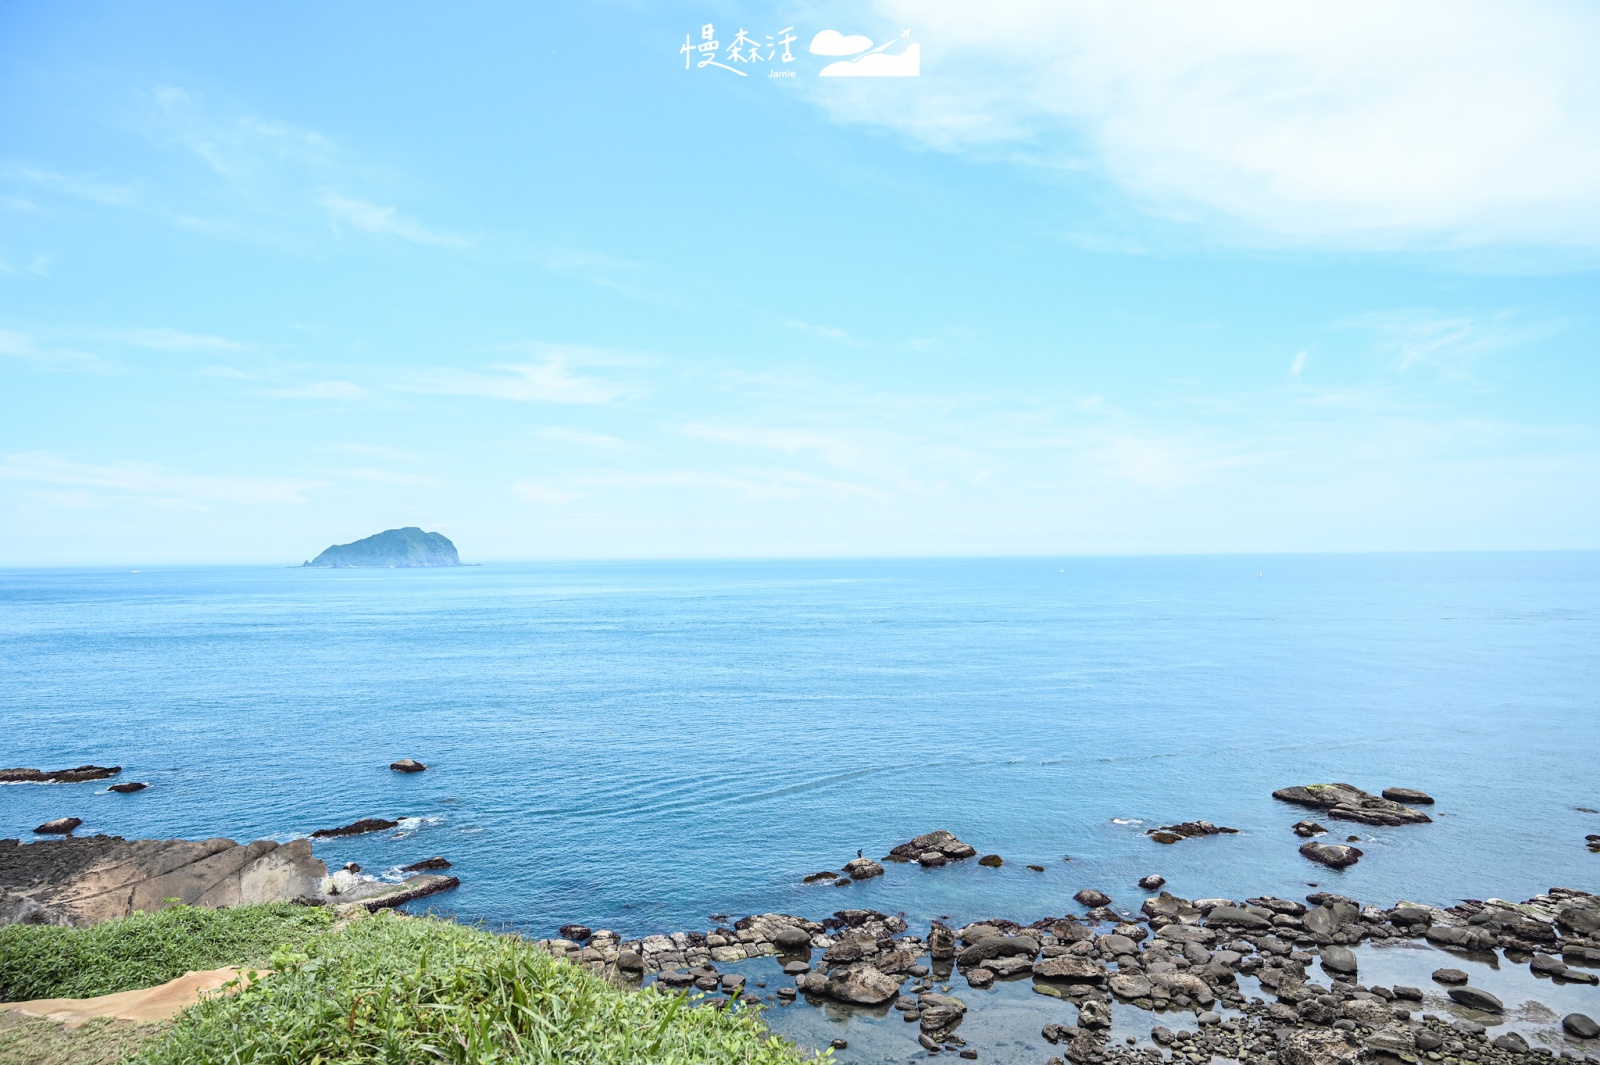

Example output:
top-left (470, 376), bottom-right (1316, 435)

top-left (2, 555), bottom-right (1597, 936)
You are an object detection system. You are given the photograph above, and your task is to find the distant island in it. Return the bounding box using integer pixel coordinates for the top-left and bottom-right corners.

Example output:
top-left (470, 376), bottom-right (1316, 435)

top-left (303, 527), bottom-right (462, 568)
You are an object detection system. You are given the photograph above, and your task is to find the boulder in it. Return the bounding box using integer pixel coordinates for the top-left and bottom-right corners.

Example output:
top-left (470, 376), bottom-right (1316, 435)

top-left (311, 818), bottom-right (400, 838)
top-left (1381, 787), bottom-right (1433, 805)
top-left (1148, 971), bottom-right (1215, 1006)
top-left (1303, 901), bottom-right (1359, 935)
top-left (1142, 891), bottom-right (1202, 925)
top-left (958, 934), bottom-right (1039, 967)
top-left (1319, 946), bottom-right (1358, 976)
top-left (1031, 955), bottom-right (1106, 982)
top-left (108, 782), bottom-right (148, 793)
top-left (1146, 821), bottom-right (1238, 842)
top-left (33, 818), bottom-right (82, 836)
top-left (928, 920), bottom-right (957, 958)
top-left (1431, 968), bottom-right (1468, 984)
top-left (1292, 820), bottom-right (1326, 837)
top-left (558, 923), bottom-right (591, 941)
top-left (1563, 1013), bottom-right (1599, 1039)
top-left (1556, 900), bottom-right (1600, 936)
top-left (389, 759), bottom-right (427, 773)
top-left (1275, 1026), bottom-right (1362, 1065)
top-left (1077, 1000), bottom-right (1111, 1029)
top-left (1299, 842), bottom-right (1362, 868)
top-left (616, 951), bottom-right (645, 972)
top-left (1492, 1033), bottom-right (1528, 1054)
top-left (1108, 973), bottom-right (1154, 999)
top-left (1074, 888), bottom-right (1111, 907)
top-left (917, 851), bottom-right (947, 867)
top-left (1138, 874), bottom-right (1165, 890)
top-left (1273, 783), bottom-right (1431, 826)
top-left (887, 830), bottom-right (977, 863)
top-left (774, 927), bottom-right (812, 952)
top-left (965, 967), bottom-right (995, 988)
top-left (825, 964), bottom-right (903, 1004)
top-left (842, 857), bottom-right (883, 880)
top-left (1447, 986), bottom-right (1503, 1012)
top-left (1205, 905), bottom-right (1272, 930)
top-left (401, 856), bottom-right (452, 872)
top-left (0, 766), bottom-right (120, 784)
top-left (978, 854), bottom-right (1003, 867)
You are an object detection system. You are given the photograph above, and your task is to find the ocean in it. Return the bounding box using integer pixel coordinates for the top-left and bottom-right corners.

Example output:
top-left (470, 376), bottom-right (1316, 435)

top-left (2, 554), bottom-right (1597, 938)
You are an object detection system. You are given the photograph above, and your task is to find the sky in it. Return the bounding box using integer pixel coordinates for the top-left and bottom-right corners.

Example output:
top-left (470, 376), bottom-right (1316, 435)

top-left (1, 0), bottom-right (1598, 564)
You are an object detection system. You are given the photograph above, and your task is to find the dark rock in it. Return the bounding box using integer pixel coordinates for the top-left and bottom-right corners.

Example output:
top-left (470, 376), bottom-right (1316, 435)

top-left (1142, 891), bottom-right (1202, 925)
top-left (1205, 905), bottom-right (1272, 930)
top-left (1027, 864), bottom-right (1045, 872)
top-left (1392, 985), bottom-right (1423, 1000)
top-left (965, 967), bottom-right (995, 988)
top-left (1032, 955), bottom-right (1106, 982)
top-left (343, 862), bottom-right (361, 873)
top-left (978, 854), bottom-right (1002, 867)
top-left (830, 1038), bottom-right (848, 1050)
top-left (558, 924), bottom-right (591, 941)
top-left (802, 870), bottom-right (838, 883)
top-left (1074, 888), bottom-right (1111, 907)
top-left (1292, 821), bottom-right (1327, 837)
top-left (958, 934), bottom-right (1039, 967)
top-left (1298, 842), bottom-right (1362, 868)
top-left (1415, 1029), bottom-right (1443, 1051)
top-left (1381, 787), bottom-right (1433, 805)
top-left (825, 964), bottom-right (903, 1004)
top-left (1563, 1013), bottom-right (1599, 1039)
top-left (108, 782), bottom-right (148, 793)
top-left (1431, 968), bottom-right (1468, 984)
top-left (928, 921), bottom-right (957, 958)
top-left (918, 851), bottom-right (948, 867)
top-left (311, 817), bottom-right (400, 838)
top-left (888, 830), bottom-right (977, 863)
top-left (33, 818), bottom-right (82, 835)
top-left (1272, 783), bottom-right (1431, 826)
top-left (390, 759), bottom-right (427, 773)
top-left (1447, 986), bottom-right (1502, 1012)
top-left (1148, 831), bottom-right (1181, 844)
top-left (782, 960), bottom-right (810, 975)
top-left (1556, 900), bottom-right (1600, 936)
top-left (616, 951), bottom-right (646, 972)
top-left (1492, 1033), bottom-right (1528, 1054)
top-left (1319, 946), bottom-right (1358, 976)
top-left (402, 856), bottom-right (452, 872)
top-left (842, 857), bottom-right (883, 880)
top-left (1077, 1000), bottom-right (1111, 1029)
top-left (1147, 821), bottom-right (1239, 842)
top-left (774, 927), bottom-right (812, 951)
top-left (0, 766), bottom-right (120, 784)
top-left (1138, 875), bottom-right (1166, 890)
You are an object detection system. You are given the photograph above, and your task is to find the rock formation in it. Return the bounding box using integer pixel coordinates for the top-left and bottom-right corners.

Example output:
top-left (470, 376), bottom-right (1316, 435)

top-left (304, 527), bottom-right (460, 568)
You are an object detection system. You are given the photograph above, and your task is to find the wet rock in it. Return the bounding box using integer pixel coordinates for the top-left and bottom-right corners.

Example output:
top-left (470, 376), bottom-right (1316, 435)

top-left (1272, 783), bottom-right (1431, 826)
top-left (33, 818), bottom-right (82, 835)
top-left (958, 935), bottom-right (1038, 967)
top-left (558, 923), bottom-right (590, 941)
top-left (1148, 971), bottom-right (1215, 1006)
top-left (1027, 864), bottom-right (1046, 872)
top-left (1, 766), bottom-right (120, 784)
top-left (888, 830), bottom-right (977, 863)
top-left (1318, 946), bottom-right (1358, 977)
top-left (402, 856), bottom-right (452, 872)
top-left (1381, 787), bottom-right (1433, 805)
top-left (830, 1038), bottom-right (848, 1050)
top-left (389, 759), bottom-right (427, 773)
top-left (782, 959), bottom-right (810, 975)
top-left (616, 951), bottom-right (646, 972)
top-left (966, 967), bottom-right (995, 988)
top-left (929, 920), bottom-right (957, 958)
top-left (1077, 999), bottom-right (1112, 1029)
top-left (1109, 973), bottom-right (1154, 999)
top-left (825, 964), bottom-right (903, 1004)
top-left (1492, 1032), bottom-right (1529, 1053)
top-left (1146, 821), bottom-right (1239, 843)
top-left (802, 870), bottom-right (839, 883)
top-left (774, 927), bottom-right (812, 951)
top-left (1142, 891), bottom-right (1202, 925)
top-left (311, 817), bottom-right (400, 838)
top-left (1074, 888), bottom-right (1111, 907)
top-left (1392, 985), bottom-right (1423, 1000)
top-left (1292, 821), bottom-right (1327, 837)
top-left (1556, 899), bottom-right (1600, 936)
top-left (1303, 901), bottom-right (1359, 935)
top-left (108, 782), bottom-right (148, 793)
top-left (1274, 1025), bottom-right (1362, 1065)
top-left (978, 854), bottom-right (1003, 867)
top-left (1446, 986), bottom-right (1502, 1012)
top-left (1431, 967), bottom-right (1468, 984)
top-left (1425, 924), bottom-right (1496, 951)
top-left (1205, 905), bottom-right (1272, 930)
top-left (918, 851), bottom-right (948, 867)
top-left (1138, 874), bottom-right (1166, 890)
top-left (1298, 842), bottom-right (1362, 868)
top-left (1563, 1013), bottom-right (1599, 1039)
top-left (1032, 954), bottom-right (1106, 982)
top-left (842, 857), bottom-right (883, 880)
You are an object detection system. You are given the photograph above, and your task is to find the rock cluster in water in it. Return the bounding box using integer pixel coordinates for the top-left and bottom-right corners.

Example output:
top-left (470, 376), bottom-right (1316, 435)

top-left (1, 765), bottom-right (121, 784)
top-left (539, 887), bottom-right (1600, 1062)
top-left (1273, 783), bottom-right (1434, 826)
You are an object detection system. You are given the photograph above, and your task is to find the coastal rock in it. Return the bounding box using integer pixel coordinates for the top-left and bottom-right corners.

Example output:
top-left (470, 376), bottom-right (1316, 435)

top-left (1032, 955), bottom-right (1106, 982)
top-left (1108, 973), bottom-right (1155, 999)
top-left (966, 967), bottom-right (995, 988)
top-left (842, 857), bottom-right (883, 880)
top-left (558, 924), bottom-right (591, 941)
top-left (33, 818), bottom-right (82, 836)
top-left (1292, 821), bottom-right (1326, 837)
top-left (1076, 1000), bottom-right (1112, 1029)
top-left (1563, 1013), bottom-right (1599, 1039)
top-left (1318, 946), bottom-right (1358, 976)
top-left (108, 782), bottom-right (148, 793)
top-left (311, 817), bottom-right (400, 838)
top-left (1138, 875), bottom-right (1165, 890)
top-left (1299, 842), bottom-right (1362, 868)
top-left (1447, 986), bottom-right (1503, 1012)
top-left (825, 964), bottom-right (903, 1004)
top-left (1303, 900), bottom-right (1359, 935)
top-left (1556, 899), bottom-right (1600, 936)
top-left (1148, 971), bottom-right (1215, 1006)
top-left (1381, 787), bottom-right (1433, 805)
top-left (1142, 892), bottom-right (1202, 925)
top-left (928, 921), bottom-right (956, 958)
top-left (774, 927), bottom-right (812, 952)
top-left (389, 759), bottom-right (427, 773)
top-left (616, 951), bottom-right (646, 972)
top-left (401, 856), bottom-right (452, 872)
top-left (305, 527), bottom-right (461, 568)
top-left (0, 766), bottom-right (120, 784)
top-left (0, 835), bottom-right (326, 926)
top-left (1074, 889), bottom-right (1111, 907)
top-left (1205, 905), bottom-right (1272, 930)
top-left (1275, 1026), bottom-right (1362, 1065)
top-left (888, 830), bottom-right (977, 863)
top-left (918, 852), bottom-right (947, 867)
top-left (343, 874), bottom-right (457, 912)
top-left (1431, 968), bottom-right (1468, 984)
top-left (978, 854), bottom-right (1003, 867)
top-left (802, 871), bottom-right (839, 883)
top-left (958, 935), bottom-right (1039, 967)
top-left (1272, 783), bottom-right (1431, 826)
top-left (1146, 821), bottom-right (1238, 844)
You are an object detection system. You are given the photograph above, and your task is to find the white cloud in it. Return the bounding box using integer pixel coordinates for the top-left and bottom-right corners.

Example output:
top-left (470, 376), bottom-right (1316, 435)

top-left (267, 380), bottom-right (370, 400)
top-left (0, 329), bottom-right (104, 371)
top-left (0, 452), bottom-right (321, 505)
top-left (814, 0), bottom-right (1600, 251)
top-left (810, 30), bottom-right (875, 56)
top-left (406, 355), bottom-right (625, 404)
top-left (534, 427), bottom-right (632, 451)
top-left (821, 44), bottom-right (920, 78)
top-left (319, 192), bottom-right (467, 248)
top-left (101, 327), bottom-right (244, 353)
top-left (1290, 350), bottom-right (1309, 379)
top-left (2, 164), bottom-right (138, 207)
top-left (1341, 309), bottom-right (1555, 379)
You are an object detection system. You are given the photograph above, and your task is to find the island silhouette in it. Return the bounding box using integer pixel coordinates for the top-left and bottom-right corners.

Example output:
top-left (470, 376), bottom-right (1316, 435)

top-left (303, 527), bottom-right (461, 568)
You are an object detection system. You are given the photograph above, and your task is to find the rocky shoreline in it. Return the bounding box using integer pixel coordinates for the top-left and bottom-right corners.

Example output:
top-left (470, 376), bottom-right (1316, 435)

top-left (532, 885), bottom-right (1599, 1063)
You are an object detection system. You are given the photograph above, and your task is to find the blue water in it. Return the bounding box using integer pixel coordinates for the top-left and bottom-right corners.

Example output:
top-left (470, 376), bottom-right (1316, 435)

top-left (2, 555), bottom-right (1597, 938)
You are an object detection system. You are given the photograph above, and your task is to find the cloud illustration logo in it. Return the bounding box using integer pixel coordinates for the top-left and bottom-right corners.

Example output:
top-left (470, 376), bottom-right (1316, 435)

top-left (809, 30), bottom-right (873, 56)
top-left (819, 43), bottom-right (919, 77)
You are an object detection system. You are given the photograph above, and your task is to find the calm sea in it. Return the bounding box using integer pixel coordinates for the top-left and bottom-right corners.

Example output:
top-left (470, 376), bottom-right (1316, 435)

top-left (2, 555), bottom-right (1596, 936)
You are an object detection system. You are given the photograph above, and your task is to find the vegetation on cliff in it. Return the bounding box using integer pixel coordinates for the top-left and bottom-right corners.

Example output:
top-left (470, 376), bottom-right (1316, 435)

top-left (303, 527), bottom-right (461, 568)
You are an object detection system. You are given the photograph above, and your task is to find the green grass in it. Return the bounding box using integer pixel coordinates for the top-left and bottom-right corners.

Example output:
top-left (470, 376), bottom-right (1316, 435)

top-left (135, 912), bottom-right (818, 1065)
top-left (0, 904), bottom-right (336, 1002)
top-left (0, 1012), bottom-right (166, 1065)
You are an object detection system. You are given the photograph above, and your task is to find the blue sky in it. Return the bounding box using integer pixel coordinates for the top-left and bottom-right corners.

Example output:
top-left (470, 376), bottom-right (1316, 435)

top-left (2, 0), bottom-right (1597, 564)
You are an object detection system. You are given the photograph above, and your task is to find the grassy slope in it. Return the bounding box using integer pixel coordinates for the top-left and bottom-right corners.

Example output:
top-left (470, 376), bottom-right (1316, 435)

top-left (2, 907), bottom-right (817, 1065)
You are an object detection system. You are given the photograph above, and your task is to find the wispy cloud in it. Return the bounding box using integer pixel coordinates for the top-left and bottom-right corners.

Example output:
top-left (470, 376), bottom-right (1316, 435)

top-left (99, 327), bottom-right (245, 353)
top-left (2, 164), bottom-right (138, 207)
top-left (0, 452), bottom-right (321, 505)
top-left (266, 380), bottom-right (370, 400)
top-left (785, 319), bottom-right (862, 345)
top-left (0, 329), bottom-right (106, 372)
top-left (534, 427), bottom-right (632, 451)
top-left (1341, 309), bottom-right (1558, 379)
top-left (406, 354), bottom-right (627, 404)
top-left (319, 192), bottom-right (467, 248)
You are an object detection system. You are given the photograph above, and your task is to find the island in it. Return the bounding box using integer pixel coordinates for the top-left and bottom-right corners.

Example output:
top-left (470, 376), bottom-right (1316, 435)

top-left (302, 527), bottom-right (462, 568)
